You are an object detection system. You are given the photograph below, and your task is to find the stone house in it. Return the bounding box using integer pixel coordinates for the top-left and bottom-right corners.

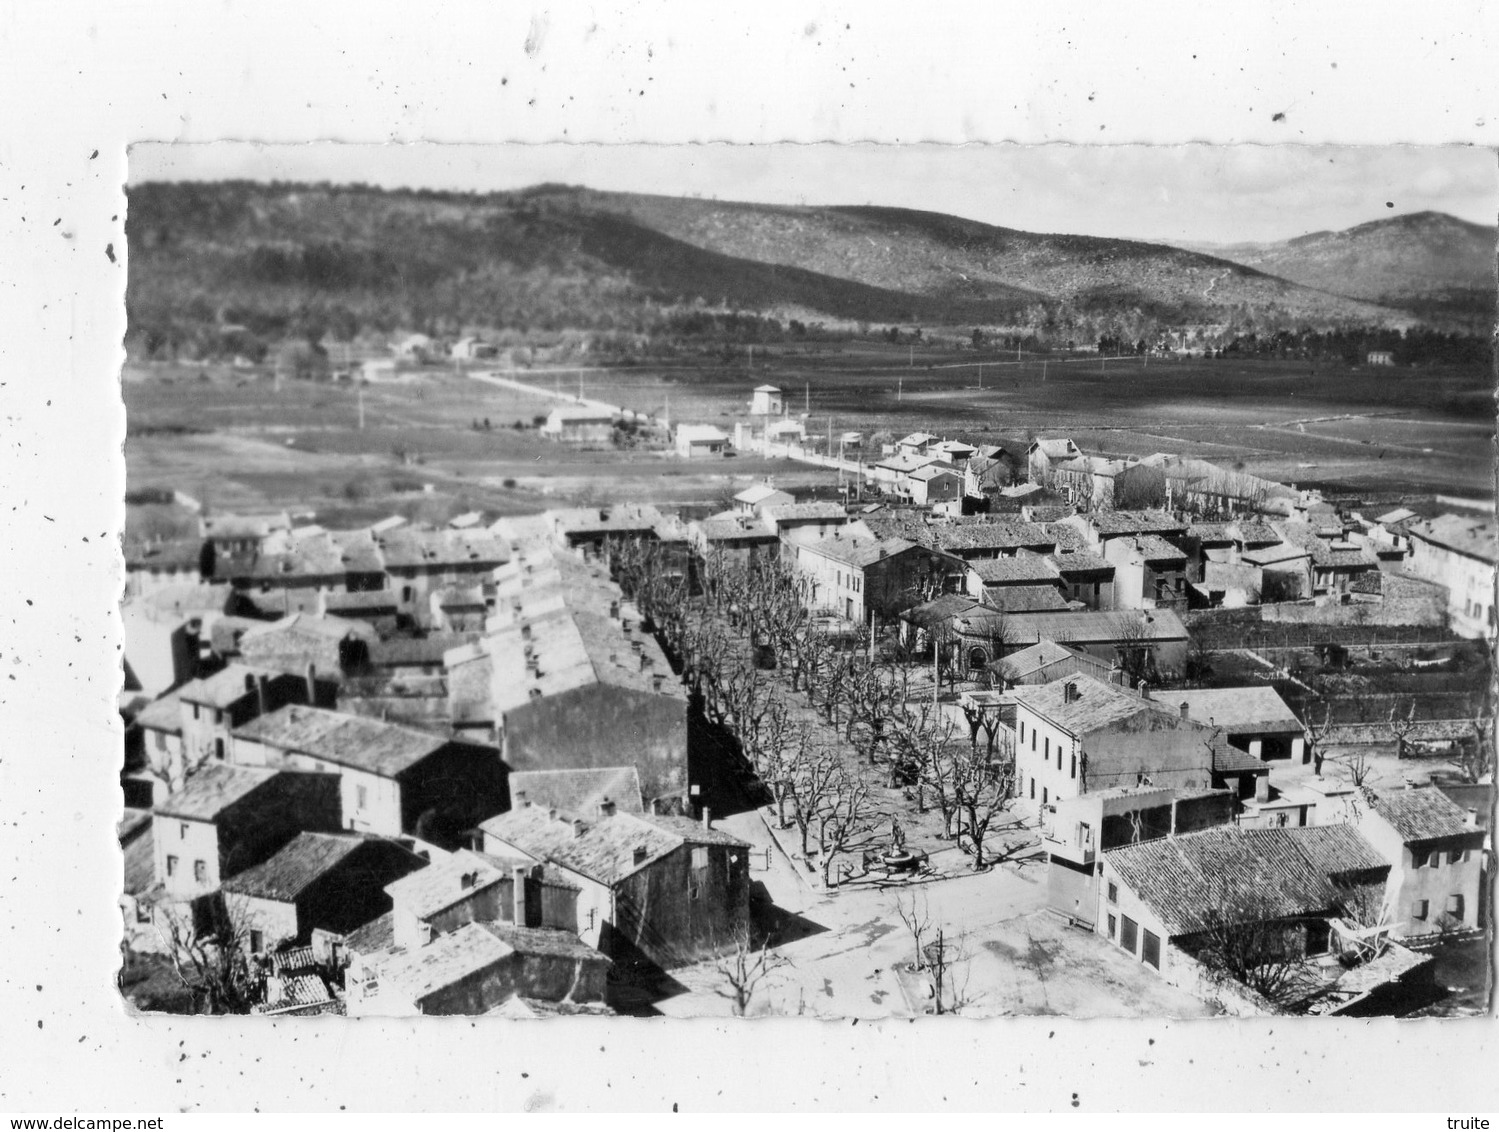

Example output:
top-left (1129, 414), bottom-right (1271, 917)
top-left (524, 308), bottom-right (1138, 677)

top-left (480, 802), bottom-right (751, 971)
top-left (1357, 788), bottom-right (1486, 939)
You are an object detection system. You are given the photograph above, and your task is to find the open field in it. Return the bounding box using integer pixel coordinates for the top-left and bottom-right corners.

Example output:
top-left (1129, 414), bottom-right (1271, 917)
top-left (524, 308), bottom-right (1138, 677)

top-left (123, 344), bottom-right (1493, 521)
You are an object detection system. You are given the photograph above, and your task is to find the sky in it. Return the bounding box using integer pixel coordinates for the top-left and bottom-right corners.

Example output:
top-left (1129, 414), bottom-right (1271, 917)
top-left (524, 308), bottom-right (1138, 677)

top-left (129, 142), bottom-right (1497, 246)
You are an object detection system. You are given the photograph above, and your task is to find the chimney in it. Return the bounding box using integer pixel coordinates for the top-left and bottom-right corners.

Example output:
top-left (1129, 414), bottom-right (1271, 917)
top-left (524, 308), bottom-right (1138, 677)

top-left (547, 807), bottom-right (559, 823)
top-left (514, 789), bottom-right (528, 809)
top-left (257, 673), bottom-right (269, 716)
top-left (1465, 808), bottom-right (1479, 828)
top-left (701, 806), bottom-right (712, 831)
top-left (512, 865), bottom-right (528, 925)
top-left (599, 797), bottom-right (617, 818)
top-left (609, 599), bottom-right (621, 620)
top-left (633, 846), bottom-right (648, 865)
top-left (304, 662), bottom-right (316, 703)
top-left (572, 819), bottom-right (586, 839)
top-left (651, 673), bottom-right (665, 693)
top-left (1063, 681), bottom-right (1078, 703)
top-left (1254, 774), bottom-right (1271, 804)
top-left (1179, 701), bottom-right (1190, 720)
top-left (527, 686), bottom-right (542, 700)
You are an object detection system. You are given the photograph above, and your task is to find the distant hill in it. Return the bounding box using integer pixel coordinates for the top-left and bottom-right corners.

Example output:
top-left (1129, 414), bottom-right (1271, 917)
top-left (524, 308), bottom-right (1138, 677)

top-left (560, 187), bottom-right (1405, 327)
top-left (124, 181), bottom-right (1429, 359)
top-left (1186, 211), bottom-right (1496, 329)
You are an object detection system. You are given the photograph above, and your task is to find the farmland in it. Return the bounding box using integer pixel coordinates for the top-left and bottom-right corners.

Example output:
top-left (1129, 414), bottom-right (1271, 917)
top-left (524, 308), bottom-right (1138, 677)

top-left (123, 342), bottom-right (1492, 533)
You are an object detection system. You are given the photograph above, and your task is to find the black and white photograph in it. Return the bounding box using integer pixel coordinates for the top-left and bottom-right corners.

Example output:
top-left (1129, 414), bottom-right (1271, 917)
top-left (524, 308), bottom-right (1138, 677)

top-left (115, 141), bottom-right (1495, 1022)
top-left (3, 2), bottom-right (1498, 1117)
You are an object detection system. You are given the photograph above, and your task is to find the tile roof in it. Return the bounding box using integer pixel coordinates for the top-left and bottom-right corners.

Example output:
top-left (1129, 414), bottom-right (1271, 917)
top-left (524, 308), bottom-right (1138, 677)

top-left (1104, 824), bottom-right (1389, 937)
top-left (1128, 534), bottom-right (1188, 563)
top-left (508, 767), bottom-right (645, 817)
top-left (476, 922), bottom-right (608, 963)
top-left (856, 509), bottom-right (933, 542)
top-left (898, 432), bottom-right (939, 448)
top-left (898, 595), bottom-right (983, 629)
top-left (694, 515), bottom-right (778, 543)
top-left (1187, 522), bottom-right (1236, 543)
top-left (234, 705), bottom-right (477, 778)
top-left (1055, 454), bottom-right (1132, 478)
top-left (1369, 788), bottom-right (1480, 844)
top-left (1047, 551), bottom-right (1113, 576)
top-left (134, 692), bottom-right (183, 734)
top-left (1169, 687), bottom-right (1303, 733)
top-left (1029, 438), bottom-right (1079, 458)
top-left (155, 764), bottom-right (278, 821)
top-left (344, 911), bottom-right (395, 955)
top-left (1088, 511), bottom-right (1186, 537)
top-left (480, 807), bottom-right (746, 887)
top-left (222, 832), bottom-right (422, 902)
top-left (1045, 523), bottom-right (1090, 553)
top-left (1003, 608), bottom-right (1188, 645)
top-left (375, 526), bottom-right (510, 571)
top-left (762, 501), bottom-right (847, 525)
top-left (1405, 513), bottom-right (1499, 565)
top-left (369, 633), bottom-right (478, 668)
top-left (800, 533), bottom-right (923, 570)
top-left (908, 464), bottom-right (962, 482)
top-left (176, 663), bottom-right (271, 708)
top-left (933, 519), bottom-right (1054, 552)
top-left (1241, 541), bottom-right (1311, 566)
top-left (241, 612), bottom-right (379, 648)
top-left (734, 483), bottom-right (790, 505)
top-left (875, 453), bottom-right (939, 474)
top-left (368, 920), bottom-right (518, 1002)
top-left (548, 405), bottom-right (616, 423)
top-left (970, 585), bottom-right (1070, 614)
top-left (990, 639), bottom-right (1110, 682)
top-left (970, 557), bottom-right (1062, 584)
top-left (120, 812), bottom-right (155, 896)
top-left (1229, 520), bottom-right (1282, 546)
top-left (1012, 674), bottom-right (1165, 736)
top-left (385, 849), bottom-right (576, 921)
top-left (322, 590), bottom-right (400, 612)
top-left (125, 538), bottom-right (203, 572)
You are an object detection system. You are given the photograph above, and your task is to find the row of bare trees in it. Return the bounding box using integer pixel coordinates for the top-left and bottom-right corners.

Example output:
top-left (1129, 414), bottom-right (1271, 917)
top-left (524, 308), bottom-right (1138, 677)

top-left (611, 540), bottom-right (1019, 880)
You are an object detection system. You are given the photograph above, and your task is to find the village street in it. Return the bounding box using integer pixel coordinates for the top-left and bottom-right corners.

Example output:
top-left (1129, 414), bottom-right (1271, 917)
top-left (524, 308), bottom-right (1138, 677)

top-left (653, 807), bottom-right (1219, 1020)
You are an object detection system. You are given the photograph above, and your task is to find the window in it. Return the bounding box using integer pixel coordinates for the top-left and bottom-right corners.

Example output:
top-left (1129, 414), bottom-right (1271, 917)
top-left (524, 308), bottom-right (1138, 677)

top-left (1107, 881), bottom-right (1118, 904)
top-left (1141, 930), bottom-right (1161, 970)
top-left (165, 855), bottom-right (178, 878)
top-left (249, 930), bottom-right (264, 953)
top-left (1019, 721), bottom-right (1025, 743)
top-left (1042, 787), bottom-right (1048, 804)
top-left (1120, 915), bottom-right (1138, 954)
top-left (154, 731), bottom-right (166, 752)
top-left (1107, 914), bottom-right (1117, 939)
top-left (1412, 899), bottom-right (1429, 921)
top-left (179, 823), bottom-right (188, 840)
top-left (191, 704), bottom-right (200, 721)
top-left (214, 709), bottom-right (223, 725)
top-left (134, 901), bottom-right (151, 925)
top-left (1447, 849), bottom-right (1463, 865)
top-left (1029, 778), bottom-right (1035, 800)
top-left (1044, 737), bottom-right (1049, 760)
top-left (357, 785), bottom-right (369, 811)
top-left (1057, 746), bottom-right (1062, 770)
top-left (1070, 754), bottom-right (1077, 780)
top-left (1446, 894), bottom-right (1465, 922)
top-left (193, 860), bottom-right (207, 883)
top-left (1031, 731), bottom-right (1036, 752)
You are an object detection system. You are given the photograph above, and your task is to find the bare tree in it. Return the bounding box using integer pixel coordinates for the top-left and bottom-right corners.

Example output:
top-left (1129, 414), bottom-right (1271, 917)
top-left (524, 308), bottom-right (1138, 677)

top-left (951, 746), bottom-right (1017, 869)
top-left (710, 928), bottom-right (792, 1017)
top-left (1304, 702), bottom-right (1332, 775)
top-left (1188, 884), bottom-right (1326, 1009)
top-left (893, 888), bottom-right (932, 972)
top-left (1387, 699), bottom-right (1417, 760)
top-left (1458, 717), bottom-right (1495, 785)
top-left (816, 764), bottom-right (881, 888)
top-left (153, 896), bottom-right (261, 1015)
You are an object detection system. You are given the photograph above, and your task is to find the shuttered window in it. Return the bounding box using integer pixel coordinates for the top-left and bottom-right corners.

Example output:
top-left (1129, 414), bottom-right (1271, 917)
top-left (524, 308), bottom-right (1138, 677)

top-left (1141, 930), bottom-right (1161, 970)
top-left (1120, 915), bottom-right (1138, 954)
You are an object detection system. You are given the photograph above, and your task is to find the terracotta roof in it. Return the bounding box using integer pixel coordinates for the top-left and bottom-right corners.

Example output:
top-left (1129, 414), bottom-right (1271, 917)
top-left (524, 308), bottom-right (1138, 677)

top-left (375, 526), bottom-right (510, 571)
top-left (734, 483), bottom-right (790, 505)
top-left (125, 538), bottom-right (203, 572)
top-left (1369, 788), bottom-right (1480, 844)
top-left (508, 767), bottom-right (645, 817)
top-left (120, 812), bottom-right (155, 896)
top-left (1105, 825), bottom-right (1389, 937)
top-left (369, 633), bottom-right (478, 668)
top-left (1048, 551), bottom-right (1112, 576)
top-left (324, 590), bottom-right (400, 612)
top-left (970, 585), bottom-right (1070, 614)
top-left (1045, 524), bottom-right (1090, 553)
top-left (908, 464), bottom-right (962, 483)
top-left (1128, 534), bottom-right (1188, 563)
top-left (1029, 438), bottom-right (1079, 458)
top-left (476, 922), bottom-right (607, 963)
top-left (694, 515), bottom-right (778, 543)
top-left (234, 704), bottom-right (479, 778)
top-left (1229, 520), bottom-right (1282, 546)
top-left (1187, 522), bottom-right (1236, 543)
top-left (990, 639), bottom-right (1110, 681)
top-left (366, 920), bottom-right (519, 1002)
top-left (899, 594), bottom-right (983, 629)
top-left (155, 764), bottom-right (278, 821)
top-left (480, 807), bottom-right (746, 887)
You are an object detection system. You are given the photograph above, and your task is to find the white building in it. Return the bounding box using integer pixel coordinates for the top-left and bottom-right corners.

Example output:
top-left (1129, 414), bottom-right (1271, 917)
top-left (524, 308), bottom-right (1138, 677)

top-left (749, 384), bottom-right (783, 415)
top-left (674, 424), bottom-right (729, 458)
top-left (1402, 513), bottom-right (1497, 638)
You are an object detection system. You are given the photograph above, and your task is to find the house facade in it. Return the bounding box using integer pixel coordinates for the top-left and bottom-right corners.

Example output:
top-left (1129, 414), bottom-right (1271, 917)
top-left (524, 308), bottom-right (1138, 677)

top-left (1358, 788), bottom-right (1486, 939)
top-left (1402, 514), bottom-right (1498, 639)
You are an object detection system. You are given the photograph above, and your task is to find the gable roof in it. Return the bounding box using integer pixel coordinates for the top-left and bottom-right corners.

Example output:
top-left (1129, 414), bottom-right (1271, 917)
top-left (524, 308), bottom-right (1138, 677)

top-left (1088, 511), bottom-right (1186, 538)
top-left (932, 519), bottom-right (1054, 552)
top-left (234, 705), bottom-right (477, 778)
top-left (222, 832), bottom-right (421, 902)
top-left (1011, 674), bottom-right (1167, 736)
top-left (1002, 608), bottom-right (1188, 646)
top-left (384, 849), bottom-right (576, 921)
top-left (1104, 824), bottom-right (1389, 937)
top-left (908, 464), bottom-right (963, 483)
top-left (1368, 787), bottom-right (1479, 844)
top-left (970, 556), bottom-right (1062, 585)
top-left (480, 806), bottom-right (747, 887)
top-left (762, 501), bottom-right (847, 525)
top-left (970, 585), bottom-right (1070, 614)
top-left (177, 663), bottom-right (272, 709)
top-left (1404, 513), bottom-right (1499, 565)
top-left (734, 483), bottom-right (790, 505)
top-left (1168, 687), bottom-right (1302, 734)
top-left (989, 639), bottom-right (1111, 682)
top-left (155, 764), bottom-right (278, 821)
top-left (800, 533), bottom-right (924, 570)
top-left (898, 594), bottom-right (983, 629)
top-left (134, 691), bottom-right (184, 735)
top-left (1048, 551), bottom-right (1113, 577)
top-left (508, 767), bottom-right (645, 817)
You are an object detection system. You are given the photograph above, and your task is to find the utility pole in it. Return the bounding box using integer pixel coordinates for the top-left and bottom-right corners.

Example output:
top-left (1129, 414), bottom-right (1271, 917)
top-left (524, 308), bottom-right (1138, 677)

top-left (1043, 360), bottom-right (1047, 383)
top-left (898, 376), bottom-right (903, 402)
top-left (978, 362), bottom-right (983, 390)
top-left (357, 385), bottom-right (365, 430)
